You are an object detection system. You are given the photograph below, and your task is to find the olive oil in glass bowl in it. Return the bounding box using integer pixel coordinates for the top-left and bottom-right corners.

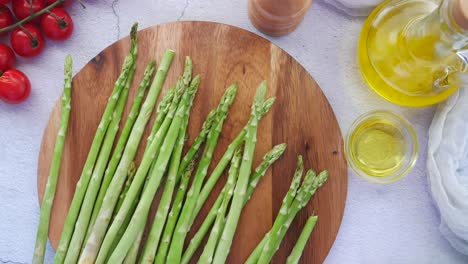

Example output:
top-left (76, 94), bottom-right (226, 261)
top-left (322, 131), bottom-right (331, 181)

top-left (345, 111), bottom-right (418, 183)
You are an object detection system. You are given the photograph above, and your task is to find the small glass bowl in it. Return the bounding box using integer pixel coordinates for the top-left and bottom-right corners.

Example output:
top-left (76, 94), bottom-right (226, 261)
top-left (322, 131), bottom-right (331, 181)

top-left (345, 110), bottom-right (419, 184)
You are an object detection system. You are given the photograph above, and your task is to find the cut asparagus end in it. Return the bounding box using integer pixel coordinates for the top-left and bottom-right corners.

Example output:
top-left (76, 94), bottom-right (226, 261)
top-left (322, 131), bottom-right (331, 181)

top-left (159, 49), bottom-right (176, 70)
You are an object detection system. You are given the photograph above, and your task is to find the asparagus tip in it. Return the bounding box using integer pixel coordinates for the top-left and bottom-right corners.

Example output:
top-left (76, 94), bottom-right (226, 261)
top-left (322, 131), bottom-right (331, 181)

top-left (264, 143), bottom-right (287, 162)
top-left (130, 23), bottom-right (138, 37)
top-left (234, 146), bottom-right (243, 157)
top-left (259, 97), bottom-right (276, 117)
top-left (128, 161), bottom-right (136, 177)
top-left (65, 54), bottom-right (73, 66)
top-left (218, 84), bottom-right (238, 111)
top-left (190, 75), bottom-right (201, 88)
top-left (297, 155), bottom-right (303, 165)
top-left (186, 160), bottom-right (196, 174)
top-left (148, 60), bottom-right (157, 69)
top-left (202, 109), bottom-right (217, 130)
top-left (303, 169), bottom-right (317, 187)
top-left (255, 80), bottom-right (268, 101)
top-left (274, 143), bottom-right (287, 153)
top-left (317, 170), bottom-right (329, 186)
top-left (185, 56), bottom-right (193, 66)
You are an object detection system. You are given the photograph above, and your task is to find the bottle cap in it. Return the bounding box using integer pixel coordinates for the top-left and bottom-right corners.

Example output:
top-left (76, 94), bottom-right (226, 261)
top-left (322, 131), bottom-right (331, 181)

top-left (453, 0), bottom-right (468, 30)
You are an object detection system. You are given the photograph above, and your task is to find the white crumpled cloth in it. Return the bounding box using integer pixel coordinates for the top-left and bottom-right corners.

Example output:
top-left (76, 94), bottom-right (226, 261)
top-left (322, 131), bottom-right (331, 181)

top-left (428, 87), bottom-right (468, 255)
top-left (322, 0), bottom-right (383, 16)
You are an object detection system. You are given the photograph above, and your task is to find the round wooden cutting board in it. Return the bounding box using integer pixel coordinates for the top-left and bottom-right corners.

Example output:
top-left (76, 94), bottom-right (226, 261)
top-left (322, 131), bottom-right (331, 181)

top-left (37, 21), bottom-right (347, 263)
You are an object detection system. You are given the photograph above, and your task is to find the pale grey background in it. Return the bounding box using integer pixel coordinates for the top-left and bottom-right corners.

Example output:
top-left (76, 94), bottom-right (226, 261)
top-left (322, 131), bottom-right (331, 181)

top-left (1, 0), bottom-right (467, 263)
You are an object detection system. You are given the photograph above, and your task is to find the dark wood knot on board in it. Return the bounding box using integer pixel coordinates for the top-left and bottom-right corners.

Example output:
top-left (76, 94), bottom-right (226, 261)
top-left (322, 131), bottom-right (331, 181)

top-left (92, 53), bottom-right (104, 66)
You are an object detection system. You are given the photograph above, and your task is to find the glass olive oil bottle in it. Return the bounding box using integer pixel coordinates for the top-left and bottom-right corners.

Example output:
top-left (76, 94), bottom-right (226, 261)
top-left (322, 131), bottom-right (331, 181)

top-left (359, 0), bottom-right (468, 107)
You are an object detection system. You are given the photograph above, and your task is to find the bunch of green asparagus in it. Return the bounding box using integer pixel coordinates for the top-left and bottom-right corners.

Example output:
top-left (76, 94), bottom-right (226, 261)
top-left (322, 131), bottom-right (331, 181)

top-left (32, 23), bottom-right (328, 264)
top-left (245, 156), bottom-right (328, 264)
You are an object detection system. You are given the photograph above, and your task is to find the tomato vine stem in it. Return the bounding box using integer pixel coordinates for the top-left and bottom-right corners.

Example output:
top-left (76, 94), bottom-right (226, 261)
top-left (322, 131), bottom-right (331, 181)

top-left (0, 0), bottom-right (65, 34)
top-left (18, 24), bottom-right (38, 47)
top-left (46, 9), bottom-right (68, 28)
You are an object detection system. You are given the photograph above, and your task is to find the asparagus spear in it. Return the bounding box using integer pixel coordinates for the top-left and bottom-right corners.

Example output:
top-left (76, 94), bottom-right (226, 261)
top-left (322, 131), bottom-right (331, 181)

top-left (155, 162), bottom-right (195, 264)
top-left (144, 86), bottom-right (175, 153)
top-left (84, 61), bottom-right (156, 244)
top-left (198, 148), bottom-right (242, 264)
top-left (92, 60), bottom-right (191, 263)
top-left (191, 97), bottom-right (276, 224)
top-left (54, 39), bottom-right (136, 264)
top-left (140, 74), bottom-right (199, 263)
top-left (181, 97), bottom-right (276, 253)
top-left (257, 171), bottom-right (328, 264)
top-left (212, 81), bottom-right (268, 264)
top-left (32, 55), bottom-right (73, 264)
top-left (92, 75), bottom-right (187, 264)
top-left (79, 49), bottom-right (175, 264)
top-left (143, 57), bottom-right (192, 180)
top-left (144, 54), bottom-right (191, 156)
top-left (114, 162), bottom-right (136, 218)
top-left (107, 163), bottom-right (141, 254)
top-left (65, 31), bottom-right (139, 263)
top-left (149, 111), bottom-right (216, 264)
top-left (105, 76), bottom-right (199, 263)
top-left (180, 130), bottom-right (284, 264)
top-left (123, 231), bottom-right (144, 264)
top-left (237, 155), bottom-right (303, 263)
top-left (110, 189), bottom-right (140, 252)
top-left (166, 84), bottom-right (238, 264)
top-left (247, 170), bottom-right (328, 264)
top-left (177, 109), bottom-right (216, 182)
top-left (247, 156), bottom-right (304, 264)
top-left (286, 215), bottom-right (318, 264)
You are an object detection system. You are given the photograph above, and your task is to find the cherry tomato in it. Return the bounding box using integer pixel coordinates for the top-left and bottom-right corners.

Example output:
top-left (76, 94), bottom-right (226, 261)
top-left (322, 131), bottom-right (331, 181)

top-left (12, 0), bottom-right (45, 23)
top-left (0, 4), bottom-right (13, 36)
top-left (0, 0), bottom-right (11, 4)
top-left (0, 43), bottom-right (15, 72)
top-left (41, 8), bottom-right (73, 41)
top-left (46, 0), bottom-right (72, 7)
top-left (10, 23), bottom-right (45, 57)
top-left (0, 69), bottom-right (31, 103)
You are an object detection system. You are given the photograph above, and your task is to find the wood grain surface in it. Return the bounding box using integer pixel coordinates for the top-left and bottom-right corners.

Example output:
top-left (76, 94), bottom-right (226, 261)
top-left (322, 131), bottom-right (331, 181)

top-left (37, 21), bottom-right (347, 264)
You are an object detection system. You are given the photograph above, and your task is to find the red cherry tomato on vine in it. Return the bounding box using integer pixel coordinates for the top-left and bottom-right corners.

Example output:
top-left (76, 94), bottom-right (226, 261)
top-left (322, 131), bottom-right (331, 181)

top-left (12, 0), bottom-right (45, 23)
top-left (0, 69), bottom-right (31, 104)
top-left (41, 8), bottom-right (73, 41)
top-left (10, 23), bottom-right (45, 57)
top-left (0, 43), bottom-right (15, 72)
top-left (46, 0), bottom-right (72, 7)
top-left (0, 4), bottom-right (13, 36)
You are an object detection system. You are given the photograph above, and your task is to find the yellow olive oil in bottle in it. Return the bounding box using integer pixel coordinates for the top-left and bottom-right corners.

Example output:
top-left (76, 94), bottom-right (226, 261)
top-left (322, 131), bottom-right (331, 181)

top-left (359, 0), bottom-right (468, 107)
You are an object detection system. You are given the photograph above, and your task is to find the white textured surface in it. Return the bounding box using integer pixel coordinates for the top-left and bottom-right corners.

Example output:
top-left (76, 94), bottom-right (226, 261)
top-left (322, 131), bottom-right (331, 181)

top-left (0, 0), bottom-right (467, 263)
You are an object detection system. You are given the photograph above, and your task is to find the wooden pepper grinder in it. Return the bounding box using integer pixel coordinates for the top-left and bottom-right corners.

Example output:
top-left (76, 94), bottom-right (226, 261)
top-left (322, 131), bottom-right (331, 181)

top-left (248, 0), bottom-right (313, 36)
